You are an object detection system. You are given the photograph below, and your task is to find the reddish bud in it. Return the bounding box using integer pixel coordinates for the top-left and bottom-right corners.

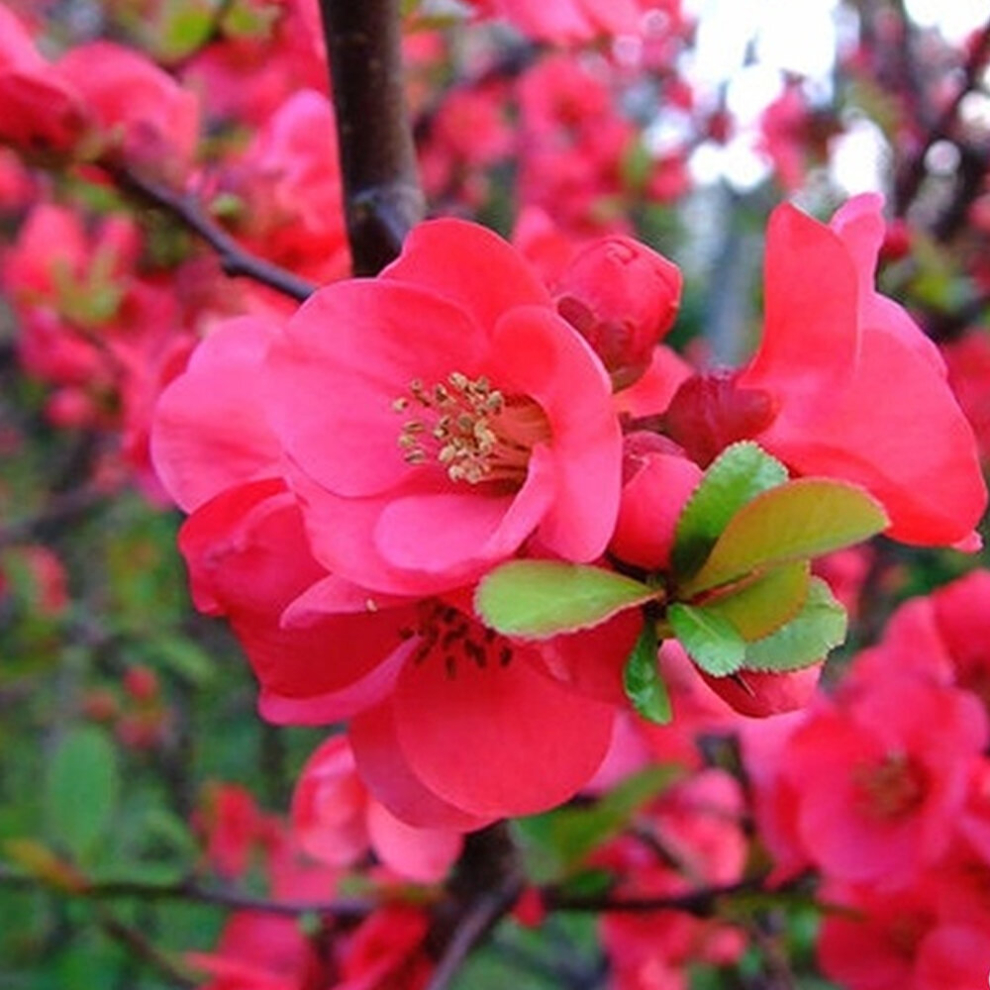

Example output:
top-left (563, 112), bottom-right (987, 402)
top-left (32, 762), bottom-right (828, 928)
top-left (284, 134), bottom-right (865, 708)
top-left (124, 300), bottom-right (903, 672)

top-left (610, 435), bottom-right (702, 572)
top-left (663, 371), bottom-right (776, 467)
top-left (700, 664), bottom-right (823, 717)
top-left (554, 236), bottom-right (682, 389)
top-left (880, 219), bottom-right (912, 262)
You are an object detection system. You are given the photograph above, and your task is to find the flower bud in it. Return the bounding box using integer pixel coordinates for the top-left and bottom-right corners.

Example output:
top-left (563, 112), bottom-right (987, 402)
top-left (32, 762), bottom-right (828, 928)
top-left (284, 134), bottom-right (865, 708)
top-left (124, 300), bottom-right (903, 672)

top-left (554, 236), bottom-right (682, 389)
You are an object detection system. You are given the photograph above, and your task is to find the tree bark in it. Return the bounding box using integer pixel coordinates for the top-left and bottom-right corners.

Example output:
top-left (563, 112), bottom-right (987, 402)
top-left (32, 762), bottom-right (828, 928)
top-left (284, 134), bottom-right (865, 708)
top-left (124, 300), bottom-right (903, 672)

top-left (318, 0), bottom-right (425, 276)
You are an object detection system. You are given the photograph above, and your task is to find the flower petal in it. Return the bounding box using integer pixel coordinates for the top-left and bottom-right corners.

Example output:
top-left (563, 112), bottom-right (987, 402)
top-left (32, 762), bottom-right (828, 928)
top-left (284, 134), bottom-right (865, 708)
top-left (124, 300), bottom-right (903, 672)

top-left (151, 316), bottom-right (281, 511)
top-left (492, 305), bottom-right (622, 561)
top-left (266, 280), bottom-right (487, 498)
top-left (393, 646), bottom-right (615, 818)
top-left (382, 218), bottom-right (553, 331)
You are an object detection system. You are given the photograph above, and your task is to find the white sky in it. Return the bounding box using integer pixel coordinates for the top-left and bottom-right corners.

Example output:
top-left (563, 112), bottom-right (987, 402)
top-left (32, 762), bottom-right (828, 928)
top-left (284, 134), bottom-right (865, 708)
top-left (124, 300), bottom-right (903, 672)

top-left (681, 0), bottom-right (989, 193)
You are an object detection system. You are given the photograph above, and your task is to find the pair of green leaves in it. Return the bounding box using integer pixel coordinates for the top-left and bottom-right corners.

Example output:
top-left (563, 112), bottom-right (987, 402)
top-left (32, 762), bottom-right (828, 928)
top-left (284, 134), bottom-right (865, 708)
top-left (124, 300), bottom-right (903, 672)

top-left (475, 442), bottom-right (888, 722)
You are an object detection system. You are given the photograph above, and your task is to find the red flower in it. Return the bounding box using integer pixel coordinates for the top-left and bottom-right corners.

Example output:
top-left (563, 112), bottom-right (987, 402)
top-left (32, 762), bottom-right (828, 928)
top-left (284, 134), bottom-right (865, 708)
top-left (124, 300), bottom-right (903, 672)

top-left (778, 673), bottom-right (986, 887)
top-left (265, 218), bottom-right (623, 596)
top-left (738, 194), bottom-right (986, 547)
top-left (291, 735), bottom-right (463, 883)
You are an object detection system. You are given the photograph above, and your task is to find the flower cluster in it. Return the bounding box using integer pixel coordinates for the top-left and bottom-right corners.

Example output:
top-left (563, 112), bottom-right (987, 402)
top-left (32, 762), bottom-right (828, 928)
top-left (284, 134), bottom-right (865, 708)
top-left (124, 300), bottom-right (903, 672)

top-left (151, 194), bottom-right (986, 831)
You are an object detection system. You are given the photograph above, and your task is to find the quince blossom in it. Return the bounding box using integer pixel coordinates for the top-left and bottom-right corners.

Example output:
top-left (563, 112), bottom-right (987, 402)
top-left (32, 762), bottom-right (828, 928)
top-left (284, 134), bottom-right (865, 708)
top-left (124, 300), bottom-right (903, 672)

top-left (265, 217), bottom-right (623, 596)
top-left (739, 194), bottom-right (986, 547)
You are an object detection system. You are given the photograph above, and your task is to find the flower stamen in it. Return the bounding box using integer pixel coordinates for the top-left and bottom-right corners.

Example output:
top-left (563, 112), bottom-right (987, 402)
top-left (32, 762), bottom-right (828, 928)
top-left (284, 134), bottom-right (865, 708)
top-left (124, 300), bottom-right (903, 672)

top-left (394, 371), bottom-right (549, 485)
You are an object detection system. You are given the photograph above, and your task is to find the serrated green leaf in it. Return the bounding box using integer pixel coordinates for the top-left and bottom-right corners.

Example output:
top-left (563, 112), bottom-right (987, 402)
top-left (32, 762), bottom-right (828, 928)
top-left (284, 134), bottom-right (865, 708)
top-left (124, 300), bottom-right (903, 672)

top-left (742, 577), bottom-right (848, 672)
top-left (672, 441), bottom-right (788, 578)
top-left (668, 602), bottom-right (746, 675)
top-left (475, 561), bottom-right (655, 639)
top-left (44, 726), bottom-right (120, 864)
top-left (511, 764), bottom-right (681, 884)
top-left (681, 479), bottom-right (888, 596)
top-left (623, 623), bottom-right (671, 724)
top-left (699, 561), bottom-right (810, 641)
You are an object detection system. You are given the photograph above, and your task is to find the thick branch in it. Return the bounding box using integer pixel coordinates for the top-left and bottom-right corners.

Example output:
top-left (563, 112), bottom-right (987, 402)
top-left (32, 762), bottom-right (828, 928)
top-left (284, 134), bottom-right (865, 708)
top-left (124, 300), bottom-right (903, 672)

top-left (102, 162), bottom-right (317, 302)
top-left (319, 0), bottom-right (425, 275)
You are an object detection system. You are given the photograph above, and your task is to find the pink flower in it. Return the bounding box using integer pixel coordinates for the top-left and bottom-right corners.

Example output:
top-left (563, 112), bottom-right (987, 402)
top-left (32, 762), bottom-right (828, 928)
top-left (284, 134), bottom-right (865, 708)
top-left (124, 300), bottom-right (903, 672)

top-left (57, 41), bottom-right (200, 175)
top-left (152, 312), bottom-right (626, 825)
top-left (264, 218), bottom-right (623, 596)
top-left (777, 672), bottom-right (987, 887)
top-left (738, 194), bottom-right (986, 546)
top-left (291, 735), bottom-right (462, 883)
top-left (0, 7), bottom-right (89, 154)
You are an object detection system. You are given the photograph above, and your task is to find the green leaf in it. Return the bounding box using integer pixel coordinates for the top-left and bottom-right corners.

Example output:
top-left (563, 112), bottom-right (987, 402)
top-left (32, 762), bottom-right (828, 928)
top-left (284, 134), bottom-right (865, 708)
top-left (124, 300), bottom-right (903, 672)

top-left (672, 441), bottom-right (788, 578)
top-left (681, 478), bottom-right (889, 596)
top-left (668, 603), bottom-right (746, 676)
top-left (743, 578), bottom-right (848, 672)
top-left (475, 561), bottom-right (656, 639)
top-left (511, 765), bottom-right (681, 883)
top-left (148, 635), bottom-right (215, 686)
top-left (44, 726), bottom-right (120, 864)
top-left (623, 623), bottom-right (671, 724)
top-left (699, 561), bottom-right (810, 641)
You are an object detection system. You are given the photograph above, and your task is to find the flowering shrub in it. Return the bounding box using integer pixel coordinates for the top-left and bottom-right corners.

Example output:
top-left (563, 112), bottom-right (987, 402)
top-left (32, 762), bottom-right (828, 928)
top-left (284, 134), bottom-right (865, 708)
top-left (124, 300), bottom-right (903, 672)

top-left (2, 1), bottom-right (990, 988)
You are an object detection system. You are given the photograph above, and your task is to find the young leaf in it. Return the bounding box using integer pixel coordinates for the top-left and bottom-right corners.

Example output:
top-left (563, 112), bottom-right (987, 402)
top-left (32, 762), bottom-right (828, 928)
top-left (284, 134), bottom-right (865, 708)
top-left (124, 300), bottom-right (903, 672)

top-left (668, 602), bottom-right (746, 676)
top-left (680, 478), bottom-right (888, 596)
top-left (44, 726), bottom-right (120, 864)
top-left (623, 622), bottom-right (671, 724)
top-left (699, 561), bottom-right (810, 641)
top-left (476, 560), bottom-right (655, 639)
top-left (742, 577), bottom-right (848, 672)
top-left (671, 441), bottom-right (788, 578)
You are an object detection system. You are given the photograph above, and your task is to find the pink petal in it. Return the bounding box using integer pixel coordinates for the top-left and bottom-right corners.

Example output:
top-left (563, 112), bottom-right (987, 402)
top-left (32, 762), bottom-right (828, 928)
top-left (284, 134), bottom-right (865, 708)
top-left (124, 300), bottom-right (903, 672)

top-left (349, 703), bottom-right (493, 831)
top-left (760, 325), bottom-right (986, 545)
top-left (492, 305), bottom-right (622, 561)
top-left (366, 800), bottom-right (462, 883)
top-left (382, 218), bottom-right (552, 330)
top-left (739, 203), bottom-right (860, 406)
top-left (373, 445), bottom-right (556, 575)
top-left (178, 481), bottom-right (414, 724)
top-left (265, 279), bottom-right (487, 498)
top-left (151, 316), bottom-right (282, 511)
top-left (393, 647), bottom-right (615, 818)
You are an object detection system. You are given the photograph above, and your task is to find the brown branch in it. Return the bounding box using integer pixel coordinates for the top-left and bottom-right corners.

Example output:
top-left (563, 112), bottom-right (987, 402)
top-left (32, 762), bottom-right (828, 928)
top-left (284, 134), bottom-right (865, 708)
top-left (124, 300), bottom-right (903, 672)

top-left (894, 16), bottom-right (990, 215)
top-left (102, 162), bottom-right (317, 302)
top-left (545, 874), bottom-right (779, 916)
top-left (0, 864), bottom-right (375, 920)
top-left (422, 823), bottom-right (525, 990)
top-left (423, 873), bottom-right (523, 990)
top-left (318, 0), bottom-right (425, 275)
top-left (96, 907), bottom-right (198, 989)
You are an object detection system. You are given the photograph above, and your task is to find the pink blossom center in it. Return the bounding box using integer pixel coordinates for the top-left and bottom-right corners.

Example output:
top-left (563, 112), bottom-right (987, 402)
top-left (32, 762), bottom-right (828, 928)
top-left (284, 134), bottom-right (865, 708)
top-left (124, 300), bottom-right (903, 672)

top-left (393, 372), bottom-right (550, 486)
top-left (852, 754), bottom-right (926, 823)
top-left (401, 601), bottom-right (514, 678)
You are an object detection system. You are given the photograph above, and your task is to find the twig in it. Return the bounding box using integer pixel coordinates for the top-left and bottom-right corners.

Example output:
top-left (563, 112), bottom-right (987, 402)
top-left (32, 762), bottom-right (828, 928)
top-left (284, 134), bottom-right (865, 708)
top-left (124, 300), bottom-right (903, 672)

top-left (424, 874), bottom-right (524, 990)
top-left (318, 0), bottom-right (425, 275)
top-left (96, 907), bottom-right (198, 989)
top-left (545, 875), bottom-right (775, 916)
top-left (0, 864), bottom-right (374, 919)
top-left (102, 162), bottom-right (317, 302)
